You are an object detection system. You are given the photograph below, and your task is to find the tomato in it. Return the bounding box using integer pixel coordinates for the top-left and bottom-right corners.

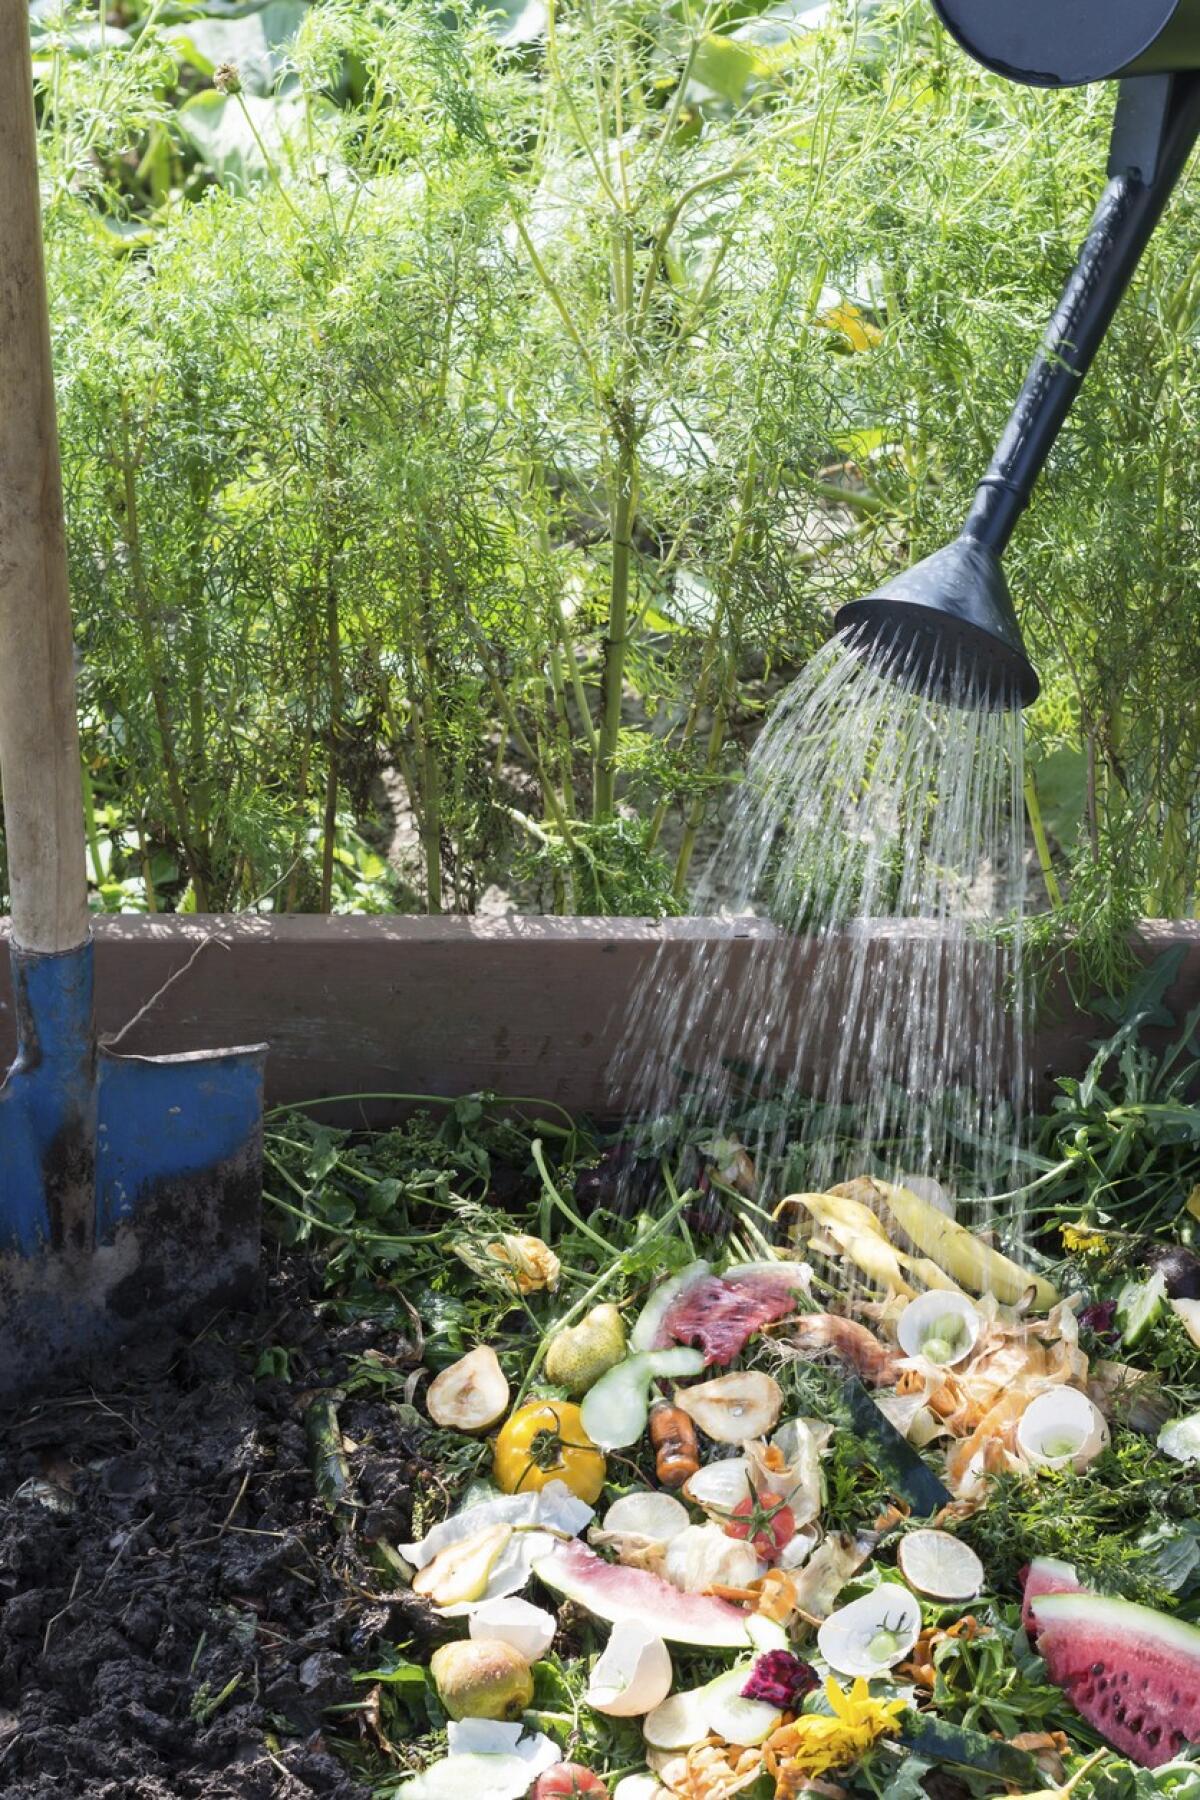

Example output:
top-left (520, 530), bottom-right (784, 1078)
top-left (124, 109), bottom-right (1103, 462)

top-left (531, 1764), bottom-right (608, 1800)
top-left (724, 1490), bottom-right (796, 1563)
top-left (493, 1399), bottom-right (606, 1504)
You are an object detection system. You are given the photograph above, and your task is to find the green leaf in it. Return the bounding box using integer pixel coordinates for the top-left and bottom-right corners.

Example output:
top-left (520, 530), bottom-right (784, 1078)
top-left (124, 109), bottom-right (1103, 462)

top-left (689, 33), bottom-right (766, 105)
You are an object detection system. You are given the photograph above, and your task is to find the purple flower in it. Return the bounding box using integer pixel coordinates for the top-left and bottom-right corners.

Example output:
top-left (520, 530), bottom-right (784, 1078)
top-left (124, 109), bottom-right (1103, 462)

top-left (740, 1650), bottom-right (819, 1711)
top-left (1080, 1299), bottom-right (1117, 1336)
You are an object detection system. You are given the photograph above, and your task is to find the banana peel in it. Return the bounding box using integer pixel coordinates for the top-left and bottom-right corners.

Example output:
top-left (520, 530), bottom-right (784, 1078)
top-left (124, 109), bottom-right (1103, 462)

top-left (778, 1193), bottom-right (914, 1297)
top-left (875, 1181), bottom-right (1059, 1312)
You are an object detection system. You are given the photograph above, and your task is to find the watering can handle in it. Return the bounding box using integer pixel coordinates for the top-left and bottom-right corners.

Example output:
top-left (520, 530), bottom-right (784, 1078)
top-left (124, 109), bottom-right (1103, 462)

top-left (0, 10), bottom-right (90, 956)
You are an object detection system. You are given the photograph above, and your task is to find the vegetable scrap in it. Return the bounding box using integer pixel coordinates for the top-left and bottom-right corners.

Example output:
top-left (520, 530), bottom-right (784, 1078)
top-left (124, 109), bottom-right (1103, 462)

top-left (261, 1091), bottom-right (1200, 1800)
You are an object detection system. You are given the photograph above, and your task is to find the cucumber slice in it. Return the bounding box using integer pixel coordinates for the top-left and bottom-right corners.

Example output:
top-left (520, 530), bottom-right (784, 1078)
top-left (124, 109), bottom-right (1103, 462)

top-left (581, 1347), bottom-right (706, 1449)
top-left (1116, 1272), bottom-right (1167, 1349)
top-left (701, 1668), bottom-right (782, 1747)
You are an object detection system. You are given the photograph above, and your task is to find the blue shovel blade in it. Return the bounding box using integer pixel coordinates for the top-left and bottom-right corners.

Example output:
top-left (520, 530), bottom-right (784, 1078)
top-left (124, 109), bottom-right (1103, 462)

top-left (0, 939), bottom-right (267, 1394)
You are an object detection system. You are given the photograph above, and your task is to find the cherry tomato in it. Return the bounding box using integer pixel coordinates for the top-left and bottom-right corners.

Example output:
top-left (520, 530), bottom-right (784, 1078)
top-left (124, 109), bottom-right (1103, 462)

top-left (724, 1489), bottom-right (796, 1563)
top-left (531, 1764), bottom-right (609, 1800)
top-left (493, 1399), bottom-right (606, 1504)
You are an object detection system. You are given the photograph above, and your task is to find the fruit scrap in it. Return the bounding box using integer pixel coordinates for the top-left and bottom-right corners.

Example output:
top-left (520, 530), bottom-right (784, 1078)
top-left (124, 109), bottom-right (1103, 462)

top-left (650, 1400), bottom-right (701, 1486)
top-left (581, 1348), bottom-right (706, 1450)
top-left (874, 1181), bottom-right (1059, 1311)
top-left (427, 1346), bottom-right (510, 1432)
top-left (780, 1192), bottom-right (916, 1300)
top-left (544, 1304), bottom-right (627, 1395)
top-left (430, 1638), bottom-right (534, 1721)
top-left (1025, 1584), bottom-right (1200, 1767)
top-left (531, 1763), bottom-right (610, 1800)
top-left (413, 1523), bottom-right (514, 1609)
top-left (494, 1399), bottom-right (607, 1503)
top-left (675, 1372), bottom-right (784, 1443)
top-left (632, 1261), bottom-right (810, 1366)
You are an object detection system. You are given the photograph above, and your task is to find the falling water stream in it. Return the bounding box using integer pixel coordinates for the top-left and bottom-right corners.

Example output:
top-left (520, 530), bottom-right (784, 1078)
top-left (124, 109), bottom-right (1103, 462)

top-left (616, 630), bottom-right (1029, 1220)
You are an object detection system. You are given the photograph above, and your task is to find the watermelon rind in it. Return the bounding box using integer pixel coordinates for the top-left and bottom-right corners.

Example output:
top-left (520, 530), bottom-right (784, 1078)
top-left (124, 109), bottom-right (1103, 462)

top-left (1032, 1591), bottom-right (1200, 1664)
top-left (1030, 1591), bottom-right (1200, 1767)
top-left (1020, 1556), bottom-right (1082, 1630)
top-left (534, 1541), bottom-right (751, 1648)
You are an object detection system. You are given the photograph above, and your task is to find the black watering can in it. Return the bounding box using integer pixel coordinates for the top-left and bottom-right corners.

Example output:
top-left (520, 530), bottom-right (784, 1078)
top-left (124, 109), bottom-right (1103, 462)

top-left (835, 3), bottom-right (1200, 707)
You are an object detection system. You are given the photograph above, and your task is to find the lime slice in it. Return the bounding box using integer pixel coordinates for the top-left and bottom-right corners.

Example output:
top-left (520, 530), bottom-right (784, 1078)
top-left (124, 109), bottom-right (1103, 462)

top-left (897, 1530), bottom-right (984, 1602)
top-left (1116, 1273), bottom-right (1167, 1350)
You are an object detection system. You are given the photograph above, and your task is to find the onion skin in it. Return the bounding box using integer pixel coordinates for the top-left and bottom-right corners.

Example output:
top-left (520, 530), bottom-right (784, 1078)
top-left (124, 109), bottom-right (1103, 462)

top-left (650, 1401), bottom-right (700, 1486)
top-left (788, 1314), bottom-right (903, 1386)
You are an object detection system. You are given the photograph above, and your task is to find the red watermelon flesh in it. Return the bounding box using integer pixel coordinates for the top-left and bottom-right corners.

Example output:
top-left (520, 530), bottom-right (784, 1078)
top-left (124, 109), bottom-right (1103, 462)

top-left (656, 1271), bottom-right (800, 1365)
top-left (1020, 1556), bottom-right (1083, 1632)
top-left (1028, 1590), bottom-right (1200, 1767)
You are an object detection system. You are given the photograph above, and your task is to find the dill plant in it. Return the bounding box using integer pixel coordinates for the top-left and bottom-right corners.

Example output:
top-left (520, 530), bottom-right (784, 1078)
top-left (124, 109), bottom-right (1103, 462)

top-left (22, 0), bottom-right (1200, 932)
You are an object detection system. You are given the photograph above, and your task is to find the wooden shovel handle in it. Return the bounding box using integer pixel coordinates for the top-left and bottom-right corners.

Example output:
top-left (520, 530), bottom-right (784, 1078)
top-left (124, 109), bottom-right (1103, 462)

top-left (0, 7), bottom-right (89, 955)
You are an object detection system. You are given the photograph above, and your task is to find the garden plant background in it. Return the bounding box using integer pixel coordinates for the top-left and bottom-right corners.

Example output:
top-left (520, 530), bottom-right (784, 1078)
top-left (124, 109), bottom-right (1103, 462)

top-left (23, 0), bottom-right (1200, 961)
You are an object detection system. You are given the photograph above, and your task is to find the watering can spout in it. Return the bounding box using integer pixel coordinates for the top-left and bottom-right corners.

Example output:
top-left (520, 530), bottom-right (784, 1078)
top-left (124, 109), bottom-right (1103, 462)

top-left (834, 538), bottom-right (1039, 711)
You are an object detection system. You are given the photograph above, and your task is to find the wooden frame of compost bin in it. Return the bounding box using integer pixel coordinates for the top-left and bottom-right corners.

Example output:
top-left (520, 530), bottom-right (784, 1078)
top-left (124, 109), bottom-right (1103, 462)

top-left (0, 916), bottom-right (1197, 1125)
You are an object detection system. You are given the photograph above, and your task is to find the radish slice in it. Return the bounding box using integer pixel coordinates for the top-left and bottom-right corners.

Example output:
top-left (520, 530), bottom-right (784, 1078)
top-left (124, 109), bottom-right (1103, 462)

top-left (614, 1779), bottom-right (663, 1800)
top-left (586, 1621), bottom-right (673, 1717)
top-left (674, 1373), bottom-right (783, 1443)
top-left (427, 1347), bottom-right (510, 1433)
top-left (603, 1492), bottom-right (690, 1543)
top-left (702, 1668), bottom-right (782, 1747)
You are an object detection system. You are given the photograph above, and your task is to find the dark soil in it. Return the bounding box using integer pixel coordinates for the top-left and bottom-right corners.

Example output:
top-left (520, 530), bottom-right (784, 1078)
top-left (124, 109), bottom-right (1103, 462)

top-left (0, 1253), bottom-right (425, 1799)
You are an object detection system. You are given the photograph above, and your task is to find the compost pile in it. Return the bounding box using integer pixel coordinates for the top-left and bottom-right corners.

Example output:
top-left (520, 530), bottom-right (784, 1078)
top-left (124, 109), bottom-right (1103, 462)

top-left (7, 975), bottom-right (1200, 1800)
top-left (0, 1253), bottom-right (421, 1800)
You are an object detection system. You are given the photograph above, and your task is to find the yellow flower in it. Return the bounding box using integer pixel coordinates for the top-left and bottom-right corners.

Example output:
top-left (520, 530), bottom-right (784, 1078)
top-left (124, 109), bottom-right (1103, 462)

top-left (770, 1678), bottom-right (906, 1789)
top-left (1060, 1222), bottom-right (1109, 1255)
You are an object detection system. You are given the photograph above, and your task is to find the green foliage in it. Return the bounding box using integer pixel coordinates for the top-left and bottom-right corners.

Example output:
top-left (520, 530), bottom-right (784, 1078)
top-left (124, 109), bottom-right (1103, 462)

top-left (1002, 951), bottom-right (1200, 1236)
top-left (18, 0), bottom-right (1200, 933)
top-left (959, 1435), bottom-right (1200, 1608)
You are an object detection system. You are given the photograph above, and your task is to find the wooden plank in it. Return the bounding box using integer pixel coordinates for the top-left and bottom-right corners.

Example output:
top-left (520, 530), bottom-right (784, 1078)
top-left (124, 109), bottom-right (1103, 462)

top-left (0, 916), bottom-right (1195, 1123)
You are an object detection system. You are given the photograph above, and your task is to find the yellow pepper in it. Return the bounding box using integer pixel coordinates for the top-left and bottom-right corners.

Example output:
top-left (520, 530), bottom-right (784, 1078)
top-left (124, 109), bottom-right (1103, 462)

top-left (493, 1399), bottom-right (606, 1503)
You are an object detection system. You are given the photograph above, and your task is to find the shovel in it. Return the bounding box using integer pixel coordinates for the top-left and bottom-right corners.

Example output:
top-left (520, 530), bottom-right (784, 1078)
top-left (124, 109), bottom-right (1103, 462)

top-left (0, 20), bottom-right (267, 1397)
